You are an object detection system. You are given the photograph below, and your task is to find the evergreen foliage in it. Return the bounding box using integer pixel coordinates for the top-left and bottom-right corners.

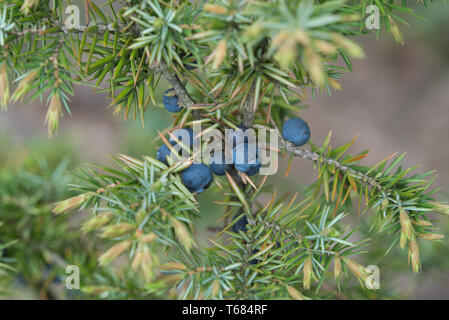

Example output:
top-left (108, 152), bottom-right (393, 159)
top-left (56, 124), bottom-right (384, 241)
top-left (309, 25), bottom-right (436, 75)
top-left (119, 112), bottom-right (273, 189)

top-left (0, 0), bottom-right (448, 299)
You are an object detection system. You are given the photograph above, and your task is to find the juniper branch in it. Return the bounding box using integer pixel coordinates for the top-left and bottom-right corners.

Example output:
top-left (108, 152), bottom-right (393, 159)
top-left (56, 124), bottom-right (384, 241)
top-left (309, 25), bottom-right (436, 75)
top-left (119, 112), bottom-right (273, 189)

top-left (280, 139), bottom-right (383, 192)
top-left (243, 84), bottom-right (256, 129)
top-left (158, 60), bottom-right (195, 109)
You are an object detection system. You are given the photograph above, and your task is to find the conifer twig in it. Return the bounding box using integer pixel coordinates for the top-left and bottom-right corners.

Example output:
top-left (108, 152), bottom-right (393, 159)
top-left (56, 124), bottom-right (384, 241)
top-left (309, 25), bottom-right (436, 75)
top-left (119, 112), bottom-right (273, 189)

top-left (158, 60), bottom-right (195, 109)
top-left (243, 84), bottom-right (256, 128)
top-left (280, 139), bottom-right (383, 191)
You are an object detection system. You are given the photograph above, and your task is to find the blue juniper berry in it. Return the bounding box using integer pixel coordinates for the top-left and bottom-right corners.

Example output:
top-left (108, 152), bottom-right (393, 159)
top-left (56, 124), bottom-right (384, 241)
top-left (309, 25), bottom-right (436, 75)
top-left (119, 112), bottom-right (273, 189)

top-left (156, 141), bottom-right (177, 164)
top-left (245, 162), bottom-right (261, 176)
top-left (233, 142), bottom-right (260, 174)
top-left (210, 150), bottom-right (233, 176)
top-left (163, 89), bottom-right (183, 113)
top-left (282, 117), bottom-right (311, 147)
top-left (170, 127), bottom-right (194, 148)
top-left (181, 163), bottom-right (213, 193)
top-left (231, 214), bottom-right (248, 233)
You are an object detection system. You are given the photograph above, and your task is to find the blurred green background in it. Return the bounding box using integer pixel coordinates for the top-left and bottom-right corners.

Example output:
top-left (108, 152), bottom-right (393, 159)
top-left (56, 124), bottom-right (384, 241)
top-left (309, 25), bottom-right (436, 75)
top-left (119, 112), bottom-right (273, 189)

top-left (1, 3), bottom-right (449, 299)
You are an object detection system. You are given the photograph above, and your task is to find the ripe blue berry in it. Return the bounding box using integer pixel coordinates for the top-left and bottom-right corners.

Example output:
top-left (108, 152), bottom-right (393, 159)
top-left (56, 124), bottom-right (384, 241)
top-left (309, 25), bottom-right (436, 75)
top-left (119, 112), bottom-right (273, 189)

top-left (233, 142), bottom-right (260, 174)
top-left (170, 128), bottom-right (194, 147)
top-left (210, 151), bottom-right (232, 176)
top-left (156, 141), bottom-right (176, 164)
top-left (181, 163), bottom-right (213, 193)
top-left (231, 214), bottom-right (248, 233)
top-left (163, 89), bottom-right (182, 113)
top-left (245, 163), bottom-right (261, 176)
top-left (282, 117), bottom-right (311, 147)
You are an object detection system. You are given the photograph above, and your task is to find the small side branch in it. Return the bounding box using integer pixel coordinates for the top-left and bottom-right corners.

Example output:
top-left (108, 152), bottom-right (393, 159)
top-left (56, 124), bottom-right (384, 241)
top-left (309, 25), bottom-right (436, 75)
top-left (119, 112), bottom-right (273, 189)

top-left (159, 60), bottom-right (195, 109)
top-left (243, 84), bottom-right (255, 128)
top-left (280, 139), bottom-right (383, 191)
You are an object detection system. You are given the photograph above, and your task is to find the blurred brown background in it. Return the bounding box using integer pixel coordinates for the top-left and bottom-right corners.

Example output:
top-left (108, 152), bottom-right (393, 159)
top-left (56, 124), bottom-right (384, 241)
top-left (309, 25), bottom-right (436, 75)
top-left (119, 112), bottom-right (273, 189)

top-left (1, 3), bottom-right (448, 299)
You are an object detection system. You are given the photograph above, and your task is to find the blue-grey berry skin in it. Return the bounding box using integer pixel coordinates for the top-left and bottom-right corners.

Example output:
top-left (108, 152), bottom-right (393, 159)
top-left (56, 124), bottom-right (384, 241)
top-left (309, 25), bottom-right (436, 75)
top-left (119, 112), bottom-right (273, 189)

top-left (156, 141), bottom-right (176, 164)
top-left (210, 151), bottom-right (232, 176)
top-left (282, 117), bottom-right (311, 147)
top-left (163, 89), bottom-right (182, 113)
top-left (233, 142), bottom-right (260, 173)
top-left (181, 163), bottom-right (213, 193)
top-left (231, 214), bottom-right (248, 233)
top-left (245, 163), bottom-right (261, 176)
top-left (170, 128), bottom-right (194, 147)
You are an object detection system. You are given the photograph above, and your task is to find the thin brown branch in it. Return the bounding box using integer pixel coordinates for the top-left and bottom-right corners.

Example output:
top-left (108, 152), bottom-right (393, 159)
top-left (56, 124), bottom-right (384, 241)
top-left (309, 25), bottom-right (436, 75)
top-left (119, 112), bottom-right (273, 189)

top-left (280, 138), bottom-right (383, 191)
top-left (159, 60), bottom-right (195, 109)
top-left (243, 84), bottom-right (255, 128)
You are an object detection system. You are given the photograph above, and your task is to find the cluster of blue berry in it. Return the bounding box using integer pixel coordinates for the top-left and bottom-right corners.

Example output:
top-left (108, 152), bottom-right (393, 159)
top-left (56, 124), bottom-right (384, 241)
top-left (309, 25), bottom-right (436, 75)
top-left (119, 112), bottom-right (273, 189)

top-left (158, 89), bottom-right (311, 194)
top-left (158, 89), bottom-right (312, 266)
